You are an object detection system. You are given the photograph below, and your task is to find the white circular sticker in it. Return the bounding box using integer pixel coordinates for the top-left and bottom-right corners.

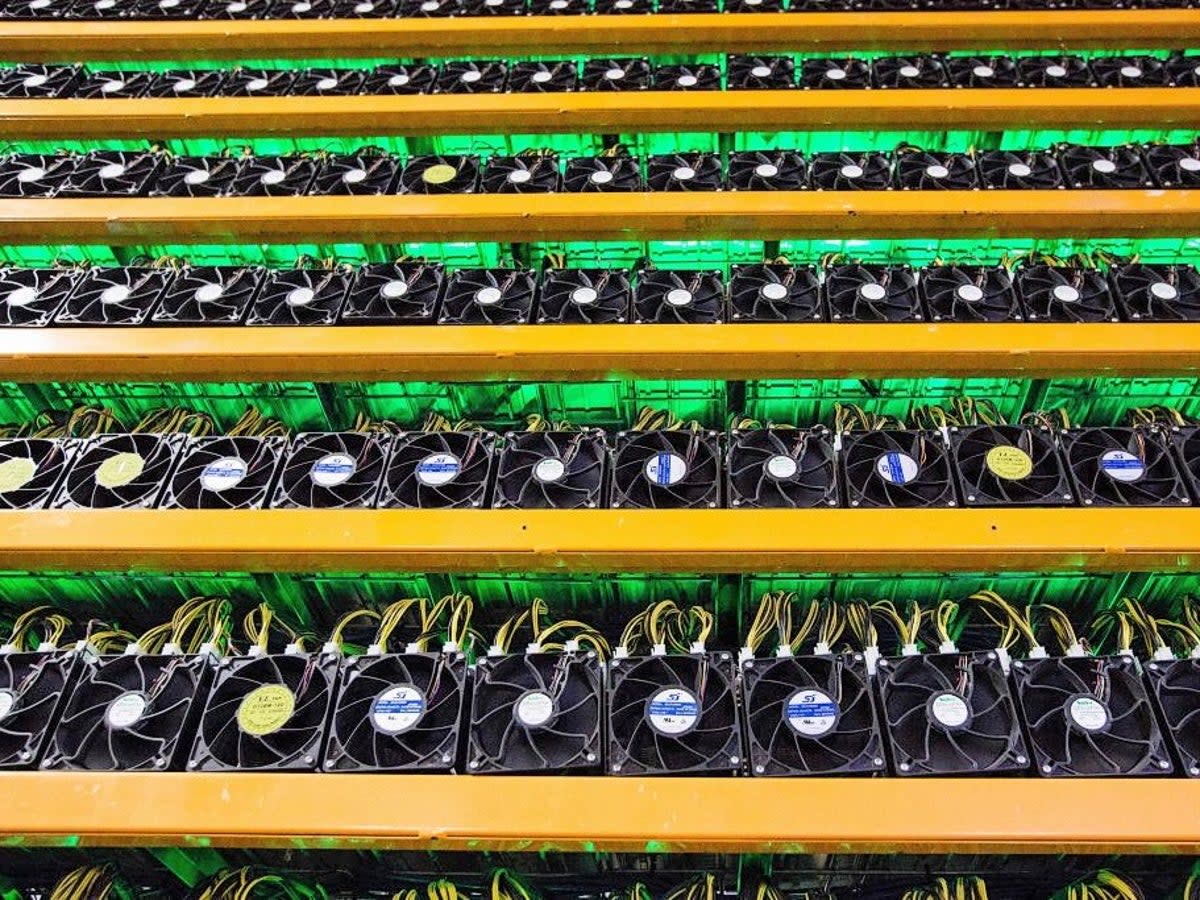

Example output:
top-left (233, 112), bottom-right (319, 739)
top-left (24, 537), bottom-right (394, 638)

top-left (750, 65), bottom-right (772, 78)
top-left (1120, 65), bottom-right (1143, 79)
top-left (930, 692), bottom-right (971, 729)
top-left (0, 690), bottom-right (14, 719)
top-left (1053, 284), bottom-right (1080, 304)
top-left (286, 287), bottom-right (316, 307)
top-left (172, 78), bottom-right (197, 92)
top-left (1008, 162), bottom-right (1032, 178)
top-left (106, 692), bottom-right (147, 729)
top-left (17, 167), bottom-right (45, 183)
top-left (5, 287), bottom-right (38, 308)
top-left (860, 282), bottom-right (887, 302)
top-left (515, 691), bottom-right (555, 727)
top-left (200, 456), bottom-right (248, 492)
top-left (342, 168), bottom-right (367, 184)
top-left (475, 286), bottom-right (503, 306)
top-left (184, 169), bottom-right (211, 185)
top-left (246, 77), bottom-right (269, 91)
top-left (754, 162), bottom-right (779, 179)
top-left (507, 169), bottom-right (532, 184)
top-left (1092, 158), bottom-right (1117, 174)
top-left (381, 279), bottom-right (408, 299)
top-left (416, 452), bottom-right (460, 487)
top-left (644, 451), bottom-right (687, 487)
top-left (23, 73), bottom-right (49, 88)
top-left (1150, 281), bottom-right (1179, 301)
top-left (589, 170), bottom-right (613, 185)
top-left (840, 163), bottom-right (864, 179)
top-left (765, 454), bottom-right (798, 480)
top-left (29, 0), bottom-right (50, 8)
top-left (98, 163), bottom-right (126, 179)
top-left (665, 288), bottom-right (693, 307)
top-left (532, 71), bottom-right (553, 84)
top-left (875, 451), bottom-right (920, 485)
top-left (260, 169), bottom-right (286, 185)
top-left (420, 0), bottom-right (438, 8)
top-left (676, 75), bottom-right (697, 88)
top-left (292, 0), bottom-right (311, 10)
top-left (316, 77), bottom-right (338, 91)
top-left (760, 282), bottom-right (788, 301)
top-left (388, 74), bottom-right (411, 87)
top-left (604, 67), bottom-right (625, 81)
top-left (1100, 449), bottom-right (1145, 482)
top-left (1069, 696), bottom-right (1109, 731)
top-left (355, 1), bottom-right (374, 9)
top-left (1046, 64), bottom-right (1068, 78)
top-left (973, 64), bottom-right (995, 78)
top-left (826, 67), bottom-right (846, 81)
top-left (533, 457), bottom-right (565, 483)
top-left (1180, 157), bottom-right (1200, 173)
top-left (926, 164), bottom-right (950, 179)
top-left (672, 166), bottom-right (696, 181)
top-left (227, 0), bottom-right (247, 9)
top-left (899, 65), bottom-right (921, 78)
top-left (371, 685), bottom-right (424, 734)
top-left (194, 282), bottom-right (224, 302)
top-left (785, 689), bottom-right (838, 737)
top-left (460, 70), bottom-right (482, 84)
top-left (100, 79), bottom-right (125, 94)
top-left (647, 687), bottom-right (699, 735)
top-left (100, 284), bottom-right (131, 304)
top-left (570, 286), bottom-right (597, 306)
top-left (956, 284), bottom-right (984, 303)
top-left (311, 452), bottom-right (356, 487)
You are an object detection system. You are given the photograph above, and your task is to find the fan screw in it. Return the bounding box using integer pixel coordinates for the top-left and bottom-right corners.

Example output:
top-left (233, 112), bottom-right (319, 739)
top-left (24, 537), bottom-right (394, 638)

top-left (469, 760), bottom-right (480, 769)
top-left (18, 750), bottom-right (30, 760)
top-left (850, 500), bottom-right (861, 507)
top-left (729, 756), bottom-right (740, 765)
top-left (720, 653), bottom-right (730, 661)
top-left (1013, 661), bottom-right (1025, 670)
top-left (612, 763), bottom-right (622, 772)
top-left (1063, 494), bottom-right (1073, 500)
top-left (731, 499), bottom-right (740, 507)
top-left (187, 760), bottom-right (198, 769)
top-left (1042, 763), bottom-right (1052, 773)
top-left (586, 651), bottom-right (596, 660)
top-left (754, 764), bottom-right (765, 774)
top-left (743, 660), bottom-right (754, 670)
top-left (1017, 755), bottom-right (1027, 765)
top-left (1148, 663), bottom-right (1159, 671)
top-left (986, 651), bottom-right (996, 660)
top-left (967, 494), bottom-right (976, 502)
top-left (326, 759), bottom-right (337, 768)
top-left (877, 659), bottom-right (889, 669)
top-left (1191, 765), bottom-right (1199, 776)
top-left (586, 752), bottom-right (597, 762)
top-left (899, 762), bottom-right (911, 772)
top-left (304, 755), bottom-right (314, 765)
top-left (153, 756), bottom-right (165, 768)
top-left (853, 653), bottom-right (862, 661)
top-left (442, 753), bottom-right (452, 763)
top-left (1084, 498), bottom-right (1094, 506)
top-left (1158, 759), bottom-right (1171, 770)
top-left (873, 757), bottom-right (884, 767)
top-left (707, 501), bottom-right (717, 508)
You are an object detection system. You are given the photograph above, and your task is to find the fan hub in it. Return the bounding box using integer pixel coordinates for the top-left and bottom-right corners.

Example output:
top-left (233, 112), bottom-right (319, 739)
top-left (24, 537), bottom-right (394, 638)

top-left (507, 168), bottom-right (533, 185)
top-left (532, 70), bottom-right (553, 84)
top-left (785, 688), bottom-right (839, 737)
top-left (370, 684), bottom-right (425, 734)
top-left (570, 286), bottom-right (598, 306)
top-left (1066, 694), bottom-right (1111, 733)
top-left (98, 162), bottom-right (127, 179)
top-left (6, 286), bottom-right (39, 307)
top-left (1120, 65), bottom-right (1143, 79)
top-left (0, 455), bottom-right (38, 493)
top-left (1046, 64), bottom-right (1068, 78)
top-left (95, 451), bottom-right (145, 489)
top-left (672, 166), bottom-right (696, 181)
top-left (646, 687), bottom-right (699, 736)
top-left (416, 452), bottom-right (461, 487)
top-left (955, 283), bottom-right (984, 303)
top-left (200, 455), bottom-right (248, 492)
top-left (604, 67), bottom-right (625, 80)
top-left (825, 67), bottom-right (846, 81)
top-left (99, 284), bottom-right (131, 304)
top-left (589, 170), bottom-right (614, 185)
top-left (750, 65), bottom-right (772, 78)
top-left (925, 164), bottom-right (950, 179)
top-left (874, 451), bottom-right (919, 486)
top-left (245, 77), bottom-right (269, 91)
top-left (985, 445), bottom-right (1033, 481)
top-left (615, 0), bottom-right (632, 6)
top-left (1150, 281), bottom-right (1179, 300)
top-left (355, 1), bottom-right (374, 9)
top-left (22, 73), bottom-right (49, 88)
top-left (0, 689), bottom-right (15, 719)
top-left (858, 282), bottom-right (887, 302)
top-left (972, 65), bottom-right (995, 78)
top-left (260, 169), bottom-right (286, 186)
top-left (1091, 158), bottom-right (1117, 175)
top-left (644, 451), bottom-right (688, 486)
top-left (533, 457), bottom-right (566, 483)
top-left (839, 163), bottom-right (864, 179)
top-left (285, 287), bottom-right (316, 307)
top-left (927, 691), bottom-right (972, 732)
top-left (754, 163), bottom-right (779, 179)
top-left (100, 79), bottom-right (126, 94)
top-left (182, 168), bottom-right (211, 185)
top-left (420, 0), bottom-right (439, 8)
top-left (237, 683), bottom-right (295, 737)
top-left (1052, 284), bottom-right (1081, 304)
top-left (760, 281), bottom-right (788, 301)
top-left (194, 282), bottom-right (225, 302)
top-left (172, 78), bottom-right (197, 92)
top-left (676, 75), bottom-right (698, 88)
top-left (474, 286), bottom-right (503, 306)
top-left (292, 0), bottom-right (311, 10)
top-left (381, 278), bottom-right (409, 298)
top-left (1099, 449), bottom-right (1145, 482)
top-left (899, 65), bottom-right (921, 78)
top-left (105, 691), bottom-right (148, 730)
top-left (764, 454), bottom-right (799, 480)
top-left (514, 690), bottom-right (556, 728)
top-left (316, 77), bottom-right (339, 91)
top-left (459, 70), bottom-right (482, 84)
top-left (227, 1), bottom-right (248, 11)
top-left (310, 452), bottom-right (357, 487)
top-left (342, 168), bottom-right (367, 184)
top-left (29, 0), bottom-right (51, 8)
top-left (665, 288), bottom-right (694, 307)
top-left (16, 167), bottom-right (45, 183)
top-left (1180, 157), bottom-right (1200, 173)
top-left (387, 73), bottom-right (411, 87)
top-left (1007, 162), bottom-right (1032, 178)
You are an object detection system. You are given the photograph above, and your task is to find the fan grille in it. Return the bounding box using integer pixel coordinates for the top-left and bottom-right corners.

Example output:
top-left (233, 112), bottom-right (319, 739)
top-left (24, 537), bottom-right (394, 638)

top-left (495, 430), bottom-right (607, 509)
top-left (0, 651), bottom-right (78, 769)
top-left (1145, 658), bottom-right (1200, 777)
top-left (611, 429), bottom-right (720, 509)
top-left (162, 435), bottom-right (286, 510)
top-left (726, 427), bottom-right (837, 508)
top-left (841, 430), bottom-right (956, 508)
top-left (1060, 427), bottom-right (1189, 507)
top-left (378, 430), bottom-right (496, 509)
top-left (0, 438), bottom-right (74, 509)
top-left (53, 433), bottom-right (184, 510)
top-left (950, 424), bottom-right (1073, 506)
top-left (271, 432), bottom-right (390, 509)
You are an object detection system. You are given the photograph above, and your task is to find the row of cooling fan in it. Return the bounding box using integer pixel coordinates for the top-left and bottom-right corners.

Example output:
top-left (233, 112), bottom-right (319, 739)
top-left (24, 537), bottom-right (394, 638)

top-left (7, 143), bottom-right (1199, 200)
top-left (1, 0), bottom-right (1188, 19)
top-left (4, 420), bottom-right (1198, 510)
top-left (8, 54), bottom-right (1200, 99)
top-left (4, 260), bottom-right (1198, 329)
top-left (1, 631), bottom-right (1196, 779)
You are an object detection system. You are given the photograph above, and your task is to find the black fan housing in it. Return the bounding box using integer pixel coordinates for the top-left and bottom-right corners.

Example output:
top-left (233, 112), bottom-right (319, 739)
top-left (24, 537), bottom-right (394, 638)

top-left (0, 438), bottom-right (76, 510)
top-left (0, 64), bottom-right (79, 98)
top-left (1016, 264), bottom-right (1120, 322)
top-left (151, 156), bottom-right (241, 198)
top-left (151, 264), bottom-right (263, 324)
top-left (872, 55), bottom-right (948, 89)
top-left (727, 426), bottom-right (838, 508)
top-left (74, 69), bottom-right (153, 98)
top-left (611, 428), bottom-right (721, 508)
top-left (646, 152), bottom-right (722, 192)
top-left (0, 266), bottom-right (79, 326)
top-left (225, 67), bottom-right (295, 96)
top-left (809, 152), bottom-right (891, 190)
top-left (228, 155), bottom-right (317, 197)
top-left (1145, 657), bottom-right (1200, 778)
top-left (1060, 426), bottom-right (1190, 506)
top-left (161, 435), bottom-right (287, 509)
top-left (581, 58), bottom-right (652, 91)
top-left (1091, 55), bottom-right (1168, 87)
top-left (145, 69), bottom-right (228, 97)
top-left (59, 150), bottom-right (162, 197)
top-left (727, 55), bottom-right (794, 90)
top-left (950, 424), bottom-right (1073, 506)
top-left (977, 150), bottom-right (1064, 190)
top-left (289, 67), bottom-right (365, 96)
top-left (893, 151), bottom-right (978, 190)
top-left (1110, 263), bottom-right (1200, 321)
top-left (440, 267), bottom-right (536, 324)
top-left (53, 433), bottom-right (185, 510)
top-left (0, 153), bottom-right (75, 198)
top-left (634, 268), bottom-right (724, 323)
top-left (799, 57), bottom-right (872, 90)
top-left (378, 430), bottom-right (496, 509)
top-left (435, 60), bottom-right (508, 94)
top-left (246, 267), bottom-right (352, 326)
top-left (841, 429), bottom-right (956, 508)
top-left (361, 64), bottom-right (437, 95)
top-left (1016, 55), bottom-right (1094, 87)
top-left (1143, 143), bottom-right (1200, 188)
top-left (563, 155), bottom-right (642, 192)
top-left (921, 264), bottom-right (1022, 322)
top-left (728, 263), bottom-right (821, 321)
top-left (538, 267), bottom-right (630, 323)
top-left (944, 55), bottom-right (1021, 88)
top-left (653, 63), bottom-right (721, 92)
top-left (495, 429), bottom-right (607, 508)
top-left (482, 154), bottom-right (561, 193)
top-left (825, 263), bottom-right (921, 322)
top-left (55, 266), bottom-right (172, 325)
top-left (0, 650), bottom-right (79, 769)
top-left (271, 431), bottom-right (391, 509)
top-left (508, 61), bottom-right (577, 92)
top-left (342, 261), bottom-right (445, 323)
top-left (727, 151), bottom-right (807, 192)
top-left (310, 153), bottom-right (399, 196)
top-left (1058, 144), bottom-right (1152, 189)
top-left (399, 155), bottom-right (479, 194)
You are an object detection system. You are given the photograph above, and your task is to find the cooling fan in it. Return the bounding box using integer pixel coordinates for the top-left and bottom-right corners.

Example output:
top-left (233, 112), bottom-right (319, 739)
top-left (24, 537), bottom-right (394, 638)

top-left (360, 64), bottom-right (436, 95)
top-left (1110, 263), bottom-right (1200, 321)
top-left (1057, 144), bottom-right (1151, 189)
top-left (1016, 55), bottom-right (1094, 87)
top-left (271, 0), bottom-right (336, 16)
top-left (727, 55), bottom-right (795, 90)
top-left (611, 428), bottom-right (720, 508)
top-left (0, 266), bottom-right (79, 326)
top-left (894, 151), bottom-right (978, 190)
top-left (657, 0), bottom-right (717, 12)
top-left (0, 438), bottom-right (76, 510)
top-left (189, 652), bottom-right (338, 771)
top-left (482, 155), bottom-right (561, 193)
top-left (398, 0), bottom-right (458, 14)
top-left (950, 424), bottom-right (1073, 506)
top-left (943, 55), bottom-right (1020, 87)
top-left (872, 55), bottom-right (948, 88)
top-left (728, 263), bottom-right (821, 321)
top-left (59, 150), bottom-right (162, 197)
top-left (43, 652), bottom-right (213, 771)
top-left (654, 64), bottom-right (721, 91)
top-left (440, 267), bottom-right (536, 324)
top-left (976, 150), bottom-right (1064, 190)
top-left (841, 429), bottom-right (956, 507)
top-left (1175, 425), bottom-right (1200, 500)
top-left (225, 67), bottom-right (295, 96)
top-left (435, 60), bottom-right (508, 94)
top-left (727, 426), bottom-right (838, 508)
top-left (1091, 55), bottom-right (1167, 87)
top-left (798, 57), bottom-right (871, 89)
top-left (0, 153), bottom-right (74, 198)
top-left (229, 155), bottom-right (317, 197)
top-left (809, 152), bottom-right (891, 190)
top-left (0, 650), bottom-right (79, 769)
top-left (581, 58), bottom-right (652, 91)
top-left (246, 267), bottom-right (351, 326)
top-left (152, 156), bottom-right (241, 198)
top-left (162, 435), bottom-right (287, 509)
top-left (508, 61), bottom-right (577, 92)
top-left (0, 0), bottom-right (75, 16)
top-left (742, 652), bottom-right (884, 776)
top-left (467, 651), bottom-right (602, 773)
top-left (877, 651), bottom-right (1029, 775)
top-left (74, 69), bottom-right (152, 98)
top-left (342, 261), bottom-right (445, 323)
top-left (399, 155), bottom-right (479, 194)
top-left (1145, 658), bottom-right (1200, 777)
top-left (825, 264), bottom-right (921, 321)
top-left (1143, 143), bottom-right (1200, 188)
top-left (1166, 54), bottom-right (1200, 87)
top-left (1013, 654), bottom-right (1172, 777)
top-left (607, 653), bottom-right (742, 775)
top-left (55, 266), bottom-right (172, 326)
top-left (151, 265), bottom-right (263, 324)
top-left (726, 0), bottom-right (784, 11)
top-left (461, 0), bottom-right (525, 14)
top-left (289, 67), bottom-right (365, 96)
top-left (495, 429), bottom-right (607, 508)
top-left (0, 64), bottom-right (79, 98)
top-left (647, 153), bottom-right (722, 192)
top-left (727, 151), bottom-right (806, 192)
top-left (1016, 264), bottom-right (1119, 322)
top-left (595, 0), bottom-right (653, 12)
top-left (378, 430), bottom-right (496, 509)
top-left (52, 432), bottom-right (185, 509)
top-left (529, 0), bottom-right (587, 14)
top-left (145, 69), bottom-right (227, 97)
top-left (324, 651), bottom-right (467, 772)
top-left (310, 153), bottom-right (398, 196)
top-left (1060, 426), bottom-right (1190, 506)
top-left (272, 431), bottom-right (390, 509)
top-left (563, 155), bottom-right (642, 192)
top-left (208, 0), bottom-right (275, 16)
top-left (538, 268), bottom-right (630, 324)
top-left (134, 0), bottom-right (209, 18)
top-left (634, 269), bottom-right (724, 323)
top-left (921, 265), bottom-right (1021, 322)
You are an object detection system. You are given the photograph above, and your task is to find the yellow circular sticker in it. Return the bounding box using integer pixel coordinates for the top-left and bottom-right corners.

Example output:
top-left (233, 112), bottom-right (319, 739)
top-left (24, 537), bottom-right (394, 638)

top-left (0, 456), bottom-right (36, 493)
top-left (95, 451), bottom-right (145, 488)
top-left (421, 163), bottom-right (457, 185)
top-left (236, 684), bottom-right (295, 736)
top-left (985, 445), bottom-right (1033, 481)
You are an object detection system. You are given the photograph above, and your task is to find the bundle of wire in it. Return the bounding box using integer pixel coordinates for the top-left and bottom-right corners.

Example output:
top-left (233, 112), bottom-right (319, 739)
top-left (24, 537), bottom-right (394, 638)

top-left (617, 599), bottom-right (714, 655)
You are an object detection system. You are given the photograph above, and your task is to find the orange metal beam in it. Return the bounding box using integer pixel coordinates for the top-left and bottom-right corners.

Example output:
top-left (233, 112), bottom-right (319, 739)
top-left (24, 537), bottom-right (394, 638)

top-left (0, 772), bottom-right (1196, 853)
top-left (6, 191), bottom-right (1200, 245)
top-left (6, 88), bottom-right (1200, 139)
top-left (2, 10), bottom-right (1198, 62)
top-left (0, 508), bottom-right (1194, 574)
top-left (0, 323), bottom-right (1197, 382)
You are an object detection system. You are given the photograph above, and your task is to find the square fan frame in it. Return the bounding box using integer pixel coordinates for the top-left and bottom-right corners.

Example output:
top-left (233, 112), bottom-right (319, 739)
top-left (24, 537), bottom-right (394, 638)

top-left (0, 436), bottom-right (78, 510)
top-left (609, 428), bottom-right (723, 509)
top-left (269, 431), bottom-right (393, 510)
top-left (159, 434), bottom-right (289, 510)
top-left (149, 264), bottom-right (266, 324)
top-left (376, 429), bottom-right (498, 509)
top-left (947, 423), bottom-right (1075, 507)
top-left (340, 261), bottom-right (447, 324)
top-left (50, 432), bottom-right (187, 510)
top-left (0, 266), bottom-right (80, 327)
top-left (1171, 424), bottom-right (1200, 503)
top-left (1144, 657), bottom-right (1200, 778)
top-left (493, 428), bottom-right (609, 509)
top-left (0, 649), bottom-right (82, 770)
top-left (1059, 426), bottom-right (1192, 507)
top-left (838, 428), bottom-right (956, 509)
top-left (725, 426), bottom-right (839, 508)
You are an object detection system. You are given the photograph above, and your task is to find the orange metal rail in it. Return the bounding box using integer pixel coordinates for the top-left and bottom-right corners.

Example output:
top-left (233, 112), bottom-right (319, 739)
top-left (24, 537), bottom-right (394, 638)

top-left (0, 508), bottom-right (1194, 573)
top-left (0, 772), bottom-right (1196, 853)
top-left (3, 10), bottom-right (1198, 62)
top-left (0, 323), bottom-right (1197, 382)
top-left (6, 88), bottom-right (1200, 138)
top-left (6, 191), bottom-right (1200, 244)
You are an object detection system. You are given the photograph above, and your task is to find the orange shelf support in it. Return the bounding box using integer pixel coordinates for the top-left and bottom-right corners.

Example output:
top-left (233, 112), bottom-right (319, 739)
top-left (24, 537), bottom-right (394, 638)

top-left (0, 772), bottom-right (1196, 853)
top-left (2, 9), bottom-right (1198, 62)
